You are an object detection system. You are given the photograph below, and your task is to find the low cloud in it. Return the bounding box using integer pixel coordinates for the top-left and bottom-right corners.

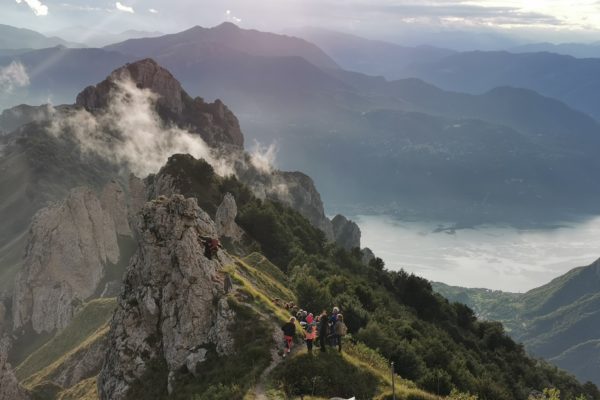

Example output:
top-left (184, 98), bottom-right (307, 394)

top-left (115, 2), bottom-right (134, 13)
top-left (249, 141), bottom-right (277, 174)
top-left (48, 78), bottom-right (233, 178)
top-left (0, 62), bottom-right (30, 93)
top-left (149, 8), bottom-right (158, 14)
top-left (15, 0), bottom-right (48, 16)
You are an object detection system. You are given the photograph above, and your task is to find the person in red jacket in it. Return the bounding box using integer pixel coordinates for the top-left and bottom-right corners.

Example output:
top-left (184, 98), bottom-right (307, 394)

top-left (281, 317), bottom-right (296, 357)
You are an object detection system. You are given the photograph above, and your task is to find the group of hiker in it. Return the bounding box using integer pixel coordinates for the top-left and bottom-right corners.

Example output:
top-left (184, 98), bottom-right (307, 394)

top-left (280, 306), bottom-right (348, 358)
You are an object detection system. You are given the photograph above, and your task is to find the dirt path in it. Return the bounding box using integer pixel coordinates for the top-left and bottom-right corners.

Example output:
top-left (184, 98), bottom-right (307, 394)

top-left (254, 323), bottom-right (303, 400)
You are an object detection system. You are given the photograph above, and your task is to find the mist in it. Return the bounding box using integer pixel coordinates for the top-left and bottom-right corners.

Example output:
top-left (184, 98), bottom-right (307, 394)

top-left (48, 78), bottom-right (235, 178)
top-left (356, 215), bottom-right (600, 292)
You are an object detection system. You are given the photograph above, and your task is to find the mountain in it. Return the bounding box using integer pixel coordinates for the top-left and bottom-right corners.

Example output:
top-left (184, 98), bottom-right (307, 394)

top-left (433, 259), bottom-right (600, 386)
top-left (402, 50), bottom-right (600, 120)
top-left (3, 26), bottom-right (600, 224)
top-left (0, 58), bottom-right (598, 400)
top-left (0, 24), bottom-right (79, 50)
top-left (511, 42), bottom-right (600, 59)
top-left (105, 22), bottom-right (339, 70)
top-left (288, 27), bottom-right (455, 79)
top-left (46, 27), bottom-right (163, 48)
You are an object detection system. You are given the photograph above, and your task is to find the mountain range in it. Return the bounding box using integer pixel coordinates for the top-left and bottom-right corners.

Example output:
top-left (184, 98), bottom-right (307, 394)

top-left (2, 23), bottom-right (600, 225)
top-left (0, 24), bottom-right (80, 50)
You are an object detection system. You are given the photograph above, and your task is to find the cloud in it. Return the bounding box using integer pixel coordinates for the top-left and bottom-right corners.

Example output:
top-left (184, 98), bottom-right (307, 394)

top-left (149, 8), bottom-right (158, 14)
top-left (15, 0), bottom-right (48, 16)
top-left (225, 9), bottom-right (242, 24)
top-left (249, 141), bottom-right (278, 173)
top-left (48, 78), bottom-right (233, 177)
top-left (115, 2), bottom-right (134, 13)
top-left (0, 62), bottom-right (30, 93)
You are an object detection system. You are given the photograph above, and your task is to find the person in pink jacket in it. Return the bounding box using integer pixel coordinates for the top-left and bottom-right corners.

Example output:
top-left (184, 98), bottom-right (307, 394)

top-left (303, 313), bottom-right (317, 353)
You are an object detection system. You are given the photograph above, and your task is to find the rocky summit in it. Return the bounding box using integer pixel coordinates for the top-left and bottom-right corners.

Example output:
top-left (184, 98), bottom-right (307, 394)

top-left (76, 58), bottom-right (244, 148)
top-left (99, 195), bottom-right (235, 400)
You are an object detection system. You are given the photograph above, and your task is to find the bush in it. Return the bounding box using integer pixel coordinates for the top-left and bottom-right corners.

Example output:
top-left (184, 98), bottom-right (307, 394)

top-left (274, 352), bottom-right (379, 400)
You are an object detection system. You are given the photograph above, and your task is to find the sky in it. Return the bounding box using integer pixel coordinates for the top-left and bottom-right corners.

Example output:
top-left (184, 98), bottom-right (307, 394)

top-left (4, 0), bottom-right (600, 46)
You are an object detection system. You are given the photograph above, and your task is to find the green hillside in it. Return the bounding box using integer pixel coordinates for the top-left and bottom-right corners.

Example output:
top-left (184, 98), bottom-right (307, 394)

top-left (433, 259), bottom-right (600, 387)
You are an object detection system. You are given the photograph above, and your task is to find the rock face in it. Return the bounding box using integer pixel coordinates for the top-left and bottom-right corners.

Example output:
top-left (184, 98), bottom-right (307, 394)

top-left (100, 180), bottom-right (132, 236)
top-left (99, 195), bottom-right (235, 400)
top-left (0, 339), bottom-right (30, 400)
top-left (241, 169), bottom-right (334, 240)
top-left (76, 58), bottom-right (244, 148)
top-left (215, 193), bottom-right (243, 241)
top-left (331, 214), bottom-right (361, 250)
top-left (12, 187), bottom-right (121, 334)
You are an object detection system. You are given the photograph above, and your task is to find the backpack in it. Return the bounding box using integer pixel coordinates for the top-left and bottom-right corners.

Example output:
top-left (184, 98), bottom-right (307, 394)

top-left (305, 323), bottom-right (314, 334)
top-left (336, 321), bottom-right (348, 336)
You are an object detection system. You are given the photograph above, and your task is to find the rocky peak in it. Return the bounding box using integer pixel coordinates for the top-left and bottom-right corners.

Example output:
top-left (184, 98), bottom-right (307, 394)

top-left (99, 195), bottom-right (235, 400)
top-left (12, 186), bottom-right (122, 334)
top-left (215, 193), bottom-right (243, 241)
top-left (75, 59), bottom-right (244, 148)
top-left (331, 214), bottom-right (361, 250)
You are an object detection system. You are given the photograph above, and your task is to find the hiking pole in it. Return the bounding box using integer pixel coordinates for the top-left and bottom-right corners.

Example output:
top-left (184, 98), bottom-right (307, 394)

top-left (391, 361), bottom-right (396, 400)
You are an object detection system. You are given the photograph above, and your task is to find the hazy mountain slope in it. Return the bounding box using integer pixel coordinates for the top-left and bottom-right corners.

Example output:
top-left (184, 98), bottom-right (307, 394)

top-left (105, 22), bottom-right (339, 70)
top-left (403, 51), bottom-right (600, 119)
top-left (47, 27), bottom-right (163, 48)
top-left (433, 258), bottom-right (600, 386)
top-left (0, 24), bottom-right (79, 50)
top-left (511, 42), bottom-right (600, 59)
top-left (290, 27), bottom-right (455, 79)
top-left (0, 47), bottom-right (131, 109)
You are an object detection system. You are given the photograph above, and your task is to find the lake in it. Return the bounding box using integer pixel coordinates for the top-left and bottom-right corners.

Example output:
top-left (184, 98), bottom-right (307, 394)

top-left (353, 215), bottom-right (600, 292)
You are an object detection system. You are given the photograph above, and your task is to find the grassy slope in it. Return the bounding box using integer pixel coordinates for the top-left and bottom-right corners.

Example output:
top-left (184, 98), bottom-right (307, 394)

top-left (238, 254), bottom-right (439, 400)
top-left (15, 298), bottom-right (116, 382)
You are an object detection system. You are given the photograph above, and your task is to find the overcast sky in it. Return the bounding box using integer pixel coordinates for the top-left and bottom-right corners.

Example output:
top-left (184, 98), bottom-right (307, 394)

top-left (4, 0), bottom-right (600, 45)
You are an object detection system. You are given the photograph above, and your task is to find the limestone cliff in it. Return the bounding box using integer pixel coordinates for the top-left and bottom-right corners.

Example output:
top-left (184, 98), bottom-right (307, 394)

top-left (76, 58), bottom-right (244, 148)
top-left (331, 214), bottom-right (361, 250)
top-left (99, 195), bottom-right (235, 400)
top-left (12, 187), bottom-right (121, 334)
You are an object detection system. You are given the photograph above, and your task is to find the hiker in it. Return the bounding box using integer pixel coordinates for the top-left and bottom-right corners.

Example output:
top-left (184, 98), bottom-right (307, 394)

top-left (303, 313), bottom-right (317, 353)
top-left (281, 316), bottom-right (296, 357)
top-left (318, 310), bottom-right (329, 352)
top-left (201, 236), bottom-right (222, 260)
top-left (328, 307), bottom-right (340, 346)
top-left (333, 314), bottom-right (348, 352)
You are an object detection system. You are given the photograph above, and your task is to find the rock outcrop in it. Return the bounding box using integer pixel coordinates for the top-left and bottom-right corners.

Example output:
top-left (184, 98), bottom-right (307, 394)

top-left (215, 193), bottom-right (243, 241)
top-left (76, 58), bottom-right (244, 148)
top-left (0, 339), bottom-right (30, 400)
top-left (12, 187), bottom-right (121, 334)
top-left (100, 181), bottom-right (132, 236)
top-left (240, 168), bottom-right (334, 240)
top-left (331, 214), bottom-right (361, 250)
top-left (99, 195), bottom-right (235, 400)
top-left (361, 248), bottom-right (376, 265)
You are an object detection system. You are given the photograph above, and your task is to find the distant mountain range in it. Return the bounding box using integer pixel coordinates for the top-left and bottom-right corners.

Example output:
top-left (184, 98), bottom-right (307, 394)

top-left (46, 27), bottom-right (164, 48)
top-left (511, 42), bottom-right (600, 59)
top-left (2, 23), bottom-right (600, 224)
top-left (433, 258), bottom-right (600, 386)
top-left (401, 51), bottom-right (600, 120)
top-left (288, 27), bottom-right (455, 79)
top-left (0, 24), bottom-right (81, 49)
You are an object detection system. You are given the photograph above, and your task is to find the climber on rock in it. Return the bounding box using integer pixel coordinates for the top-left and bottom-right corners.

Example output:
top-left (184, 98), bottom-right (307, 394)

top-left (200, 236), bottom-right (222, 260)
